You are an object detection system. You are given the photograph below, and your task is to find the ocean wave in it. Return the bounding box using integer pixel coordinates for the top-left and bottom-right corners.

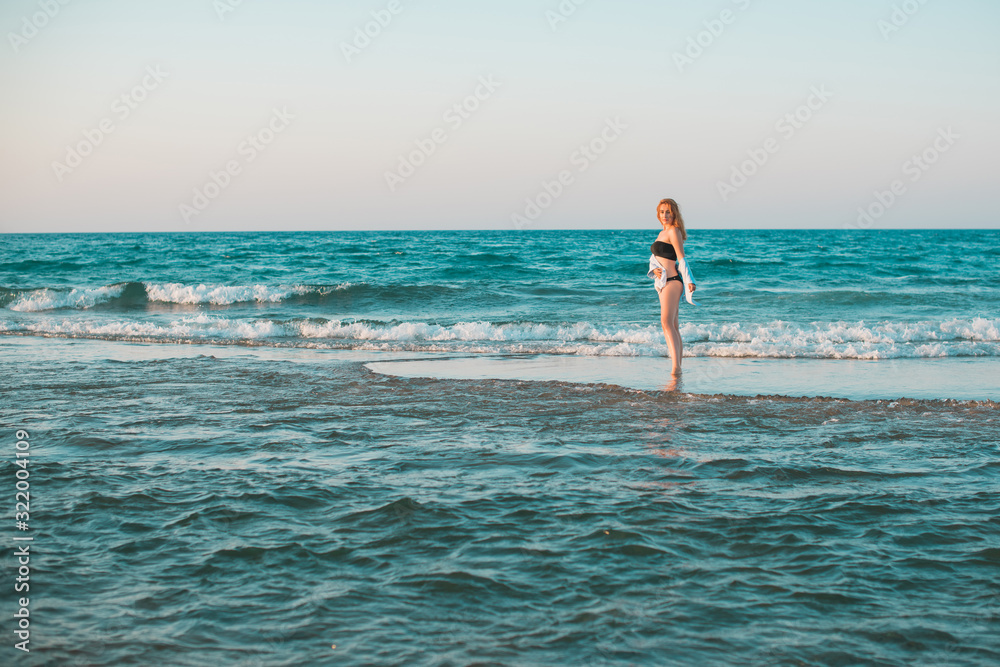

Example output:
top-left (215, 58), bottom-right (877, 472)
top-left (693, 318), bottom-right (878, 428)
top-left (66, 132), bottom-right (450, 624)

top-left (4, 284), bottom-right (129, 312)
top-left (682, 318), bottom-right (1000, 359)
top-left (144, 283), bottom-right (310, 306)
top-left (2, 316), bottom-right (999, 359)
top-left (1, 282), bottom-right (354, 311)
top-left (3, 314), bottom-right (285, 340)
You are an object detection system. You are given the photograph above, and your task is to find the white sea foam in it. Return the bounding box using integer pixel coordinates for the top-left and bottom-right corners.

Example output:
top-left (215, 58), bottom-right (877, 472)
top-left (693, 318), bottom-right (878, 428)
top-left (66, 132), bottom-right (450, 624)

top-left (8, 285), bottom-right (127, 312)
top-left (3, 316), bottom-right (998, 358)
top-left (680, 317), bottom-right (1000, 359)
top-left (143, 283), bottom-right (307, 305)
top-left (11, 315), bottom-right (288, 341)
top-left (4, 282), bottom-right (355, 311)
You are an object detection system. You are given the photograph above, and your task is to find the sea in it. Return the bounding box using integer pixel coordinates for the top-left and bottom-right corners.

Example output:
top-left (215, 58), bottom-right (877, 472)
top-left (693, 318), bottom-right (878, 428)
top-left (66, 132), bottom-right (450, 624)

top-left (1, 229), bottom-right (998, 666)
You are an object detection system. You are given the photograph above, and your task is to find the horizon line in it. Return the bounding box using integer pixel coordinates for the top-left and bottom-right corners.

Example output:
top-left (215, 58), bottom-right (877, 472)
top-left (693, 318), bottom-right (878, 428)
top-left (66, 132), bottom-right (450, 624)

top-left (3, 227), bottom-right (999, 235)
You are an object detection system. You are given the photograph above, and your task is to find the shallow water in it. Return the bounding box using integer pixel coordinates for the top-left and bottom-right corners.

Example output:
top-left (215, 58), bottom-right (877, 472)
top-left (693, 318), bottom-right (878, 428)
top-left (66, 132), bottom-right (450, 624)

top-left (1, 340), bottom-right (997, 665)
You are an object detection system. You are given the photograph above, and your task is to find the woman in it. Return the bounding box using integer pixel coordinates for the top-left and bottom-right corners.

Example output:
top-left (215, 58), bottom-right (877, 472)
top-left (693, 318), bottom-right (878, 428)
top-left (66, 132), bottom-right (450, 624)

top-left (648, 198), bottom-right (697, 375)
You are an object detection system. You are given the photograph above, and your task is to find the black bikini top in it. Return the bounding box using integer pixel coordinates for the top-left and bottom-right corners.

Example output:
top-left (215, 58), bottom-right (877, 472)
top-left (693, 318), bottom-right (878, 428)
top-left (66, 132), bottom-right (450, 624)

top-left (651, 240), bottom-right (677, 260)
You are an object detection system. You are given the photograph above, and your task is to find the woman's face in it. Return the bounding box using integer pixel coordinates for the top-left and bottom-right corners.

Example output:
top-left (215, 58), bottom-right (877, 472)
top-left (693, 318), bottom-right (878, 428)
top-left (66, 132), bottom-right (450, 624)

top-left (658, 205), bottom-right (673, 226)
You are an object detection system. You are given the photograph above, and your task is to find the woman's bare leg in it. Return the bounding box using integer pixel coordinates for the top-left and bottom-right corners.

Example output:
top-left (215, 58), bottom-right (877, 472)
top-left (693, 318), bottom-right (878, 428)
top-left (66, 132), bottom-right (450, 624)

top-left (674, 289), bottom-right (682, 362)
top-left (658, 281), bottom-right (684, 374)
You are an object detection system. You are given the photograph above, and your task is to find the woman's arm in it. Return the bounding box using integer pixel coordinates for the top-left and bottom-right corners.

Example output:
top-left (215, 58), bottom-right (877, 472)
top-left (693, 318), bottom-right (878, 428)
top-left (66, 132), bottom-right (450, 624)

top-left (666, 228), bottom-right (686, 264)
top-left (666, 228), bottom-right (696, 291)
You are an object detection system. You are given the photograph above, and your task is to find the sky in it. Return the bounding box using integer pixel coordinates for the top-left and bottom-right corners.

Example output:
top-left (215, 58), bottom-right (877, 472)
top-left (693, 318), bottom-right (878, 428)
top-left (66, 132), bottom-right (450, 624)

top-left (0, 0), bottom-right (997, 233)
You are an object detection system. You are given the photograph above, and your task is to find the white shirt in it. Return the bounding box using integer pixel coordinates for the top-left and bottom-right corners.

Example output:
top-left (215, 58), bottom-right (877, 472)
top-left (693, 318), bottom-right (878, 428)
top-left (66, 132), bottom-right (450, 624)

top-left (647, 255), bottom-right (698, 305)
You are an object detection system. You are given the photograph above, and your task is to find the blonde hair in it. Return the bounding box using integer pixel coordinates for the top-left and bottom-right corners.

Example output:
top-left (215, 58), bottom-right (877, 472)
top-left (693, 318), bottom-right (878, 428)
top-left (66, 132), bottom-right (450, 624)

top-left (657, 198), bottom-right (687, 241)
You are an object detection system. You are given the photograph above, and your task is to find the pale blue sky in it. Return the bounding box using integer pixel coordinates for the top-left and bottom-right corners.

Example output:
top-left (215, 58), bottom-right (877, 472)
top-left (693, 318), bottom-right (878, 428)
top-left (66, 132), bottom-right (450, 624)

top-left (1, 0), bottom-right (997, 232)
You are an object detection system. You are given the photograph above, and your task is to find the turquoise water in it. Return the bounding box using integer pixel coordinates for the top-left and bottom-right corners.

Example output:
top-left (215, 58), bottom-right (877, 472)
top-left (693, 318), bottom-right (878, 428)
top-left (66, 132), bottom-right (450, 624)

top-left (2, 230), bottom-right (999, 359)
top-left (1, 230), bottom-right (998, 665)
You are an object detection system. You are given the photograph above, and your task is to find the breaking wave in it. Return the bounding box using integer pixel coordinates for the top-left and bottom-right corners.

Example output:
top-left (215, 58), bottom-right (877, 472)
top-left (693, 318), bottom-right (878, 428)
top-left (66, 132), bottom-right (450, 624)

top-left (1, 282), bottom-right (354, 311)
top-left (3, 315), bottom-right (998, 359)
